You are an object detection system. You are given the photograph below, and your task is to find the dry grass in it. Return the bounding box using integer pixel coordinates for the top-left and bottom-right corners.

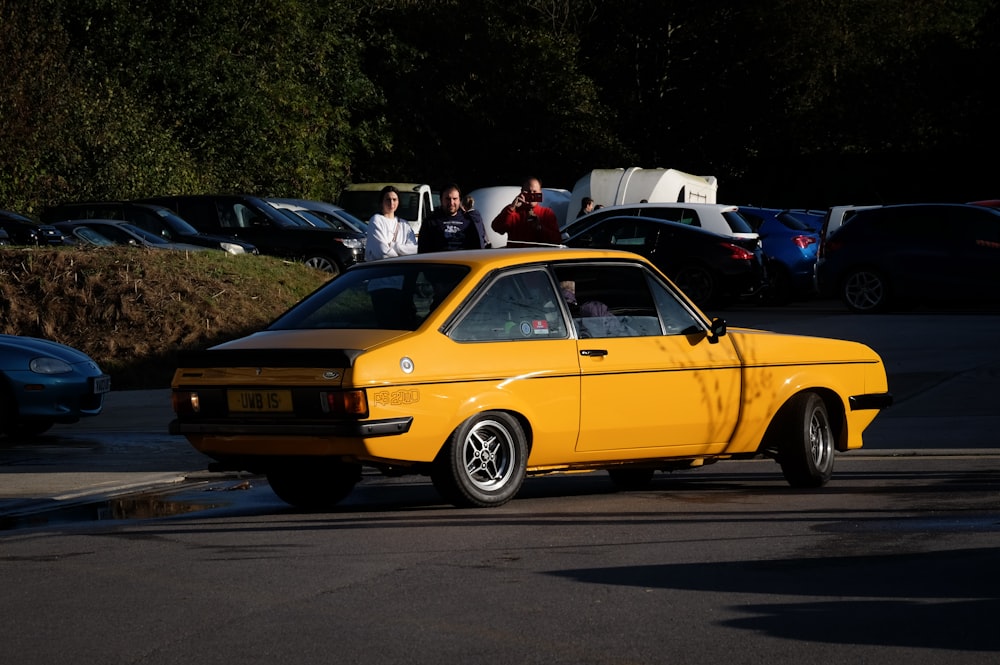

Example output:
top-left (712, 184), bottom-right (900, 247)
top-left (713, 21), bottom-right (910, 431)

top-left (0, 246), bottom-right (330, 389)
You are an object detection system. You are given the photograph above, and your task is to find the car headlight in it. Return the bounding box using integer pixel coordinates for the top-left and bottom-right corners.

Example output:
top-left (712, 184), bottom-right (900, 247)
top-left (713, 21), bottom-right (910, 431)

top-left (220, 242), bottom-right (246, 255)
top-left (338, 238), bottom-right (364, 249)
top-left (30, 357), bottom-right (73, 374)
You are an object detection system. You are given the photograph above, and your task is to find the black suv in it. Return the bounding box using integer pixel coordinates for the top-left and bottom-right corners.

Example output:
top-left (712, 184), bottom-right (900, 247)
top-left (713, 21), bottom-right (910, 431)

top-left (40, 202), bottom-right (258, 255)
top-left (0, 209), bottom-right (66, 246)
top-left (815, 202), bottom-right (1000, 312)
top-left (137, 195), bottom-right (364, 274)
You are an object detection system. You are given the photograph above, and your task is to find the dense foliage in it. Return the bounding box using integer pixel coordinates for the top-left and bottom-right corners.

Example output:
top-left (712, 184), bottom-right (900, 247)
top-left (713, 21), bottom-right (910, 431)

top-left (2, 0), bottom-right (997, 215)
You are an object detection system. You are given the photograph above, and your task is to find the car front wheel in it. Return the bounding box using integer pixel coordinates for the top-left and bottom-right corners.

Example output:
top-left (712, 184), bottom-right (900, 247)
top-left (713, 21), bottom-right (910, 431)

top-left (303, 255), bottom-right (341, 276)
top-left (266, 459), bottom-right (362, 510)
top-left (774, 392), bottom-right (835, 488)
top-left (842, 267), bottom-right (888, 313)
top-left (431, 411), bottom-right (527, 508)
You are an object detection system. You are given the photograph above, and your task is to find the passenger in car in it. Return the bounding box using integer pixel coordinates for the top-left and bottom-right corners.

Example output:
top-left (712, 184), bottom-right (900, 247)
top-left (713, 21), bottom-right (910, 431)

top-left (560, 280), bottom-right (635, 338)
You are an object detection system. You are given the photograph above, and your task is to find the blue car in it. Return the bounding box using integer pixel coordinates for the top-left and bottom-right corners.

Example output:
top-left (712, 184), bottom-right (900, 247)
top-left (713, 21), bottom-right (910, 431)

top-left (738, 207), bottom-right (820, 303)
top-left (0, 335), bottom-right (110, 438)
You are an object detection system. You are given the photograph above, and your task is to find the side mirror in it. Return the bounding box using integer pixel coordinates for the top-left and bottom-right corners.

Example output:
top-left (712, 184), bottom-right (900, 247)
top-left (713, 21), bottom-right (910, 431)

top-left (707, 317), bottom-right (727, 344)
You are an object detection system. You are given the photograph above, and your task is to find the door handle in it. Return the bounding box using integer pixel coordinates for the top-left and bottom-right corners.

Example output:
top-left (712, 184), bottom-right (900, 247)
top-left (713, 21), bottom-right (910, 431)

top-left (580, 349), bottom-right (608, 357)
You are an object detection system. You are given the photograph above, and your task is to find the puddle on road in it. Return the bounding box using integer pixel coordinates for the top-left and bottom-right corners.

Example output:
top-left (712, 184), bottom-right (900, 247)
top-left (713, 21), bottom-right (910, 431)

top-left (0, 490), bottom-right (228, 532)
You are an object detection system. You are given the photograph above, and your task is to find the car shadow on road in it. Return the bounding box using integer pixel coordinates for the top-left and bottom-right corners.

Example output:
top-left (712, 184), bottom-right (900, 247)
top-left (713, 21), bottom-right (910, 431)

top-left (549, 546), bottom-right (1000, 651)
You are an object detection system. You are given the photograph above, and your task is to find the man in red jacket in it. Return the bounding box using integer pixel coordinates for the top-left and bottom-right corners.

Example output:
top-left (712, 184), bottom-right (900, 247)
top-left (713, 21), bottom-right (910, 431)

top-left (491, 177), bottom-right (561, 246)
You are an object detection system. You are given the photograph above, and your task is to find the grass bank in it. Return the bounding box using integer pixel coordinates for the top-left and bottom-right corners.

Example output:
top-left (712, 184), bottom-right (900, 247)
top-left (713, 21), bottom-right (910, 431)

top-left (0, 246), bottom-right (330, 389)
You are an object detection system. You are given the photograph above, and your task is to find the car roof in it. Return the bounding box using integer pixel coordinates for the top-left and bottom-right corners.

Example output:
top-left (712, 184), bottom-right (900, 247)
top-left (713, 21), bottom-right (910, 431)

top-left (358, 246), bottom-right (653, 269)
top-left (588, 202), bottom-right (739, 213)
top-left (567, 213), bottom-right (737, 241)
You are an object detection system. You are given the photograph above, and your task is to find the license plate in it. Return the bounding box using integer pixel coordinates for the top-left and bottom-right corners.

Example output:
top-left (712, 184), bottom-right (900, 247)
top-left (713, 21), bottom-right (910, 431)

top-left (227, 389), bottom-right (293, 413)
top-left (92, 375), bottom-right (111, 395)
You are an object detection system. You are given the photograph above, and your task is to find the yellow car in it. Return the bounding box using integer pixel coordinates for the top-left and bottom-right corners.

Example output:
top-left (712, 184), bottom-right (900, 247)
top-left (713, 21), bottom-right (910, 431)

top-left (170, 248), bottom-right (892, 509)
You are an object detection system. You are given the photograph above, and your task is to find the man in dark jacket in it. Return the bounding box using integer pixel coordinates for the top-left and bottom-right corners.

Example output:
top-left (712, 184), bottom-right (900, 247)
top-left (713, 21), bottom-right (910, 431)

top-left (418, 184), bottom-right (484, 253)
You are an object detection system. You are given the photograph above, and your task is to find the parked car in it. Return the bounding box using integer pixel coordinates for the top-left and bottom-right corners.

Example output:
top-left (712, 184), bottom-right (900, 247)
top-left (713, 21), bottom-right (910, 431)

top-left (738, 206), bottom-right (820, 303)
top-left (138, 195), bottom-right (364, 275)
top-left (815, 203), bottom-right (1000, 312)
top-left (0, 209), bottom-right (66, 246)
top-left (53, 220), bottom-right (211, 252)
top-left (170, 247), bottom-right (891, 509)
top-left (41, 201), bottom-right (258, 255)
top-left (562, 202), bottom-right (760, 245)
top-left (0, 334), bottom-right (109, 437)
top-left (818, 204), bottom-right (881, 243)
top-left (267, 198), bottom-right (368, 234)
top-left (782, 208), bottom-right (825, 231)
top-left (563, 215), bottom-right (766, 307)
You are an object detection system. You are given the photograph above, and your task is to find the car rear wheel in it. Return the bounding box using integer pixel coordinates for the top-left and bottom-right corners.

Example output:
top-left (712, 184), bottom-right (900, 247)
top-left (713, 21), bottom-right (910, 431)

top-left (266, 459), bottom-right (362, 510)
top-left (672, 264), bottom-right (715, 306)
top-left (842, 267), bottom-right (888, 313)
top-left (303, 255), bottom-right (341, 276)
top-left (431, 411), bottom-right (527, 508)
top-left (774, 392), bottom-right (835, 488)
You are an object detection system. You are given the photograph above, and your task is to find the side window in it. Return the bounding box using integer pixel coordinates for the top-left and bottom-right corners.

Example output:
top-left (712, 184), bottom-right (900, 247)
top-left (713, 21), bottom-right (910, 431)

top-left (605, 220), bottom-right (655, 249)
top-left (553, 263), bottom-right (703, 338)
top-left (233, 203), bottom-right (266, 227)
top-left (646, 273), bottom-right (705, 335)
top-left (554, 264), bottom-right (659, 338)
top-left (450, 269), bottom-right (566, 342)
top-left (640, 207), bottom-right (686, 224)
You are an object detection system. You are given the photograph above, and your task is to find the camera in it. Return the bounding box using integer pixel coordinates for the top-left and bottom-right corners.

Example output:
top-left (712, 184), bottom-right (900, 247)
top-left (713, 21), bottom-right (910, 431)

top-left (522, 191), bottom-right (543, 203)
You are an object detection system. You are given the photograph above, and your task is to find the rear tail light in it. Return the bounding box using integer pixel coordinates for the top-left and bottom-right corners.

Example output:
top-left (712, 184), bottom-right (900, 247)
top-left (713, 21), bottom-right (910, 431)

top-left (173, 391), bottom-right (201, 415)
top-left (321, 390), bottom-right (369, 417)
top-left (792, 235), bottom-right (816, 249)
top-left (721, 242), bottom-right (755, 260)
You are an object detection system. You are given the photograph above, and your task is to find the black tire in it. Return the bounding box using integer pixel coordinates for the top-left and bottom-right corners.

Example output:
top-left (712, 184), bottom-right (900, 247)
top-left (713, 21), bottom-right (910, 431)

top-left (607, 467), bottom-right (655, 491)
top-left (266, 459), bottom-right (362, 510)
top-left (672, 264), bottom-right (715, 307)
top-left (774, 392), bottom-right (835, 488)
top-left (841, 267), bottom-right (889, 313)
top-left (303, 255), bottom-right (341, 276)
top-left (431, 411), bottom-right (527, 508)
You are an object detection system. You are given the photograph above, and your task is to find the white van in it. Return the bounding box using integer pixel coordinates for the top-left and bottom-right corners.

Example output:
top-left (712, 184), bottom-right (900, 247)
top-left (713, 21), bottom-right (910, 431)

top-left (466, 186), bottom-right (571, 248)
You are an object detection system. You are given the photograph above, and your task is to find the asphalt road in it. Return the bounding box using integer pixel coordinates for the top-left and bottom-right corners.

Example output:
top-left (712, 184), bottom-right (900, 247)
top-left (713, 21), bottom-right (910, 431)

top-left (3, 301), bottom-right (1000, 664)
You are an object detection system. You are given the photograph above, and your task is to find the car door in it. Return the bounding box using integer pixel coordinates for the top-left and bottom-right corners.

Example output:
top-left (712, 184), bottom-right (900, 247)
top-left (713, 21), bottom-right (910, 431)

top-left (553, 263), bottom-right (742, 454)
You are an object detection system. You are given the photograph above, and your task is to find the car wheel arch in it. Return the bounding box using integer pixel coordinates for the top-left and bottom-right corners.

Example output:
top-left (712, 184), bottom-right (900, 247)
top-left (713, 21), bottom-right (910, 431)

top-left (758, 387), bottom-right (847, 455)
top-left (436, 406), bottom-right (535, 460)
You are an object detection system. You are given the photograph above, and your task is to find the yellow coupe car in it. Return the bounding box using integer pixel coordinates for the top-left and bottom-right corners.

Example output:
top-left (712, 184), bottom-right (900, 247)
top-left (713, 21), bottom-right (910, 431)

top-left (170, 248), bottom-right (892, 509)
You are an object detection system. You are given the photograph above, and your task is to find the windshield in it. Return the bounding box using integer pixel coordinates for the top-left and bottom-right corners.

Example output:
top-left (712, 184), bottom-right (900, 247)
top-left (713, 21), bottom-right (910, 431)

top-left (121, 223), bottom-right (171, 244)
top-left (153, 207), bottom-right (200, 235)
top-left (270, 263), bottom-right (471, 331)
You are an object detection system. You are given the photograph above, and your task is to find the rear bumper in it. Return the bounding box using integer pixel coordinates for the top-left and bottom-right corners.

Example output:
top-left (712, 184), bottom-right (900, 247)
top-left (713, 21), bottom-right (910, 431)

top-left (169, 416), bottom-right (412, 437)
